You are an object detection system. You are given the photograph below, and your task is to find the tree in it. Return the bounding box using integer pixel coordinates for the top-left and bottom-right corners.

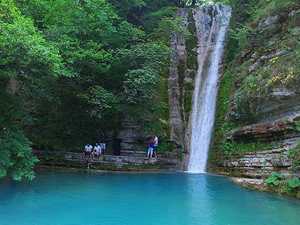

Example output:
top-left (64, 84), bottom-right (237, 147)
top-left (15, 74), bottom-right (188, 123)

top-left (0, 0), bottom-right (64, 180)
top-left (0, 129), bottom-right (39, 181)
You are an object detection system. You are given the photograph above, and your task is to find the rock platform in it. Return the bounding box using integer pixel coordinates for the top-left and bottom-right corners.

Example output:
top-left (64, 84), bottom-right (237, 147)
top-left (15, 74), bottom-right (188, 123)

top-left (33, 150), bottom-right (182, 172)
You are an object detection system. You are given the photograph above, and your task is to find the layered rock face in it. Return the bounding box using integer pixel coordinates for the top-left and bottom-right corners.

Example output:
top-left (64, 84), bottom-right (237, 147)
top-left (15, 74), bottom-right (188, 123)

top-left (209, 6), bottom-right (300, 178)
top-left (212, 119), bottom-right (300, 178)
top-left (213, 148), bottom-right (299, 178)
top-left (118, 117), bottom-right (148, 156)
top-left (227, 119), bottom-right (300, 145)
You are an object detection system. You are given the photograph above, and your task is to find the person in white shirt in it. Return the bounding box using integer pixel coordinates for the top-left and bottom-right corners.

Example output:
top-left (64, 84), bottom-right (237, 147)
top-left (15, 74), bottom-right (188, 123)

top-left (153, 134), bottom-right (159, 158)
top-left (83, 143), bottom-right (93, 160)
top-left (93, 143), bottom-right (102, 160)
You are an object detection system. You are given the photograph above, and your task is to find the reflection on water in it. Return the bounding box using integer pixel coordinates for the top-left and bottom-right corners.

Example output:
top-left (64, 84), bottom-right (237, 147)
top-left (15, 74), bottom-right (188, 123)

top-left (187, 174), bottom-right (212, 224)
top-left (0, 172), bottom-right (299, 225)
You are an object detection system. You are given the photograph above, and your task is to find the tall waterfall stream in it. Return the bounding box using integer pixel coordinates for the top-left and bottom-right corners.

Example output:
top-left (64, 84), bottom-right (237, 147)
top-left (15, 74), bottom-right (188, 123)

top-left (188, 5), bottom-right (231, 173)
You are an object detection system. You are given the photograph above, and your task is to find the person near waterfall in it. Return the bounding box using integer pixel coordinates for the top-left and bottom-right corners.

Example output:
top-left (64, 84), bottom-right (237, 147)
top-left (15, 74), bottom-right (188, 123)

top-left (147, 138), bottom-right (154, 159)
top-left (153, 134), bottom-right (158, 158)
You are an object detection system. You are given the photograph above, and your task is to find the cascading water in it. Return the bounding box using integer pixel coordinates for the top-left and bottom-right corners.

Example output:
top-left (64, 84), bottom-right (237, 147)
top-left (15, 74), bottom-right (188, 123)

top-left (188, 4), bottom-right (231, 173)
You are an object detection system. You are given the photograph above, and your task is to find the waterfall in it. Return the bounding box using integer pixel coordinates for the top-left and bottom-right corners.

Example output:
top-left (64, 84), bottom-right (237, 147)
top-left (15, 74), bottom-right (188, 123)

top-left (188, 4), bottom-right (231, 173)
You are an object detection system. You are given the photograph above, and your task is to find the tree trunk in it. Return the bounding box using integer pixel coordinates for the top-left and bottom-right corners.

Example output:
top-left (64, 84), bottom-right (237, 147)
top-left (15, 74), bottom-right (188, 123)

top-left (6, 79), bottom-right (18, 95)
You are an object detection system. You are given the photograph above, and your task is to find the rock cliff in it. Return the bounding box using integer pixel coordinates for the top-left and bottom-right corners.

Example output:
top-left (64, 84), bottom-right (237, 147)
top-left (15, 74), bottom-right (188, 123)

top-left (209, 3), bottom-right (300, 179)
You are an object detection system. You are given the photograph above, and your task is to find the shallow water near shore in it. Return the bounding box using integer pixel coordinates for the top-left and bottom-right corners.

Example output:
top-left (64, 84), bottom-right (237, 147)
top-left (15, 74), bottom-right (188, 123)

top-left (0, 172), bottom-right (299, 225)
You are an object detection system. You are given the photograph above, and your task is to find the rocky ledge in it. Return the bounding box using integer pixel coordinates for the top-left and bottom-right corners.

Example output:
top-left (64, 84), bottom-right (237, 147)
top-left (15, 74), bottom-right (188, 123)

top-left (227, 117), bottom-right (300, 144)
top-left (210, 147), bottom-right (300, 178)
top-left (33, 150), bottom-right (182, 172)
top-left (230, 178), bottom-right (268, 192)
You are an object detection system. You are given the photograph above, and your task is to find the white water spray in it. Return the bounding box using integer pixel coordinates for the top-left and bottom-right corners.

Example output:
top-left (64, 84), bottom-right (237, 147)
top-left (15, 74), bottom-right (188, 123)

top-left (188, 5), bottom-right (231, 173)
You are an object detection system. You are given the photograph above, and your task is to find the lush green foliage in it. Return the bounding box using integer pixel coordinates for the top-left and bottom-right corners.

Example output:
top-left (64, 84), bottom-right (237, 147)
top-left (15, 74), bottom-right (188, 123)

top-left (0, 0), bottom-right (191, 179)
top-left (278, 145), bottom-right (300, 172)
top-left (265, 172), bottom-right (284, 186)
top-left (228, 0), bottom-right (300, 121)
top-left (0, 129), bottom-right (39, 181)
top-left (265, 172), bottom-right (300, 197)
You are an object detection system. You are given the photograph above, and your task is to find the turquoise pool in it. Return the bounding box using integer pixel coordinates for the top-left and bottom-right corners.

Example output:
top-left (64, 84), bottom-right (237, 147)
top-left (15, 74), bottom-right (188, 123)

top-left (0, 172), bottom-right (299, 225)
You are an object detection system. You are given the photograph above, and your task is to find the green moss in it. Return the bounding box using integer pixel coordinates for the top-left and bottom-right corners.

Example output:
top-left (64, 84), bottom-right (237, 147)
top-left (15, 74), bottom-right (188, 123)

top-left (215, 70), bottom-right (234, 124)
top-left (178, 59), bottom-right (186, 120)
top-left (209, 67), bottom-right (236, 165)
top-left (186, 11), bottom-right (198, 71)
top-left (157, 141), bottom-right (174, 153)
top-left (189, 70), bottom-right (196, 80)
top-left (184, 82), bottom-right (193, 92)
top-left (178, 59), bottom-right (186, 88)
top-left (222, 141), bottom-right (278, 157)
top-left (183, 92), bottom-right (192, 112)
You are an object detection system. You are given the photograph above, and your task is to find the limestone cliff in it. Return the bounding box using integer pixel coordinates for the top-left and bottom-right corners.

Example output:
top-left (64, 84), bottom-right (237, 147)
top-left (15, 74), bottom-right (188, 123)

top-left (209, 3), bottom-right (300, 178)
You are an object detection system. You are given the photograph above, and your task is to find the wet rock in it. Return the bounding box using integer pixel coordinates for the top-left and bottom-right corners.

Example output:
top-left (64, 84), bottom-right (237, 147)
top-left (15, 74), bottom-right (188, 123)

top-left (288, 9), bottom-right (300, 18)
top-left (258, 16), bottom-right (278, 27)
top-left (227, 117), bottom-right (300, 144)
top-left (269, 88), bottom-right (295, 98)
top-left (231, 178), bottom-right (264, 185)
top-left (291, 27), bottom-right (300, 36)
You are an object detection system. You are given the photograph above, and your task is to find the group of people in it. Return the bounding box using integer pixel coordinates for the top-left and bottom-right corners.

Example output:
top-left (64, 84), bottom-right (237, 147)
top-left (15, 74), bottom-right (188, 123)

top-left (147, 134), bottom-right (159, 159)
top-left (83, 132), bottom-right (108, 160)
top-left (83, 132), bottom-right (159, 160)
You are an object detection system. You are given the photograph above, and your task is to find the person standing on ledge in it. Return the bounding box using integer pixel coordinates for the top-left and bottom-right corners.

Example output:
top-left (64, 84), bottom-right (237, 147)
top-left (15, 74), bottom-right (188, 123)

top-left (99, 132), bottom-right (108, 155)
top-left (147, 138), bottom-right (154, 159)
top-left (153, 134), bottom-right (159, 158)
top-left (114, 134), bottom-right (122, 156)
top-left (83, 143), bottom-right (93, 160)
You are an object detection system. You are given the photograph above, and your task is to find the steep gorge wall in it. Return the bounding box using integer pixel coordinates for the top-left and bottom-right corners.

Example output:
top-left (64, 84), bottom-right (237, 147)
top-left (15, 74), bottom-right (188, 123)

top-left (169, 9), bottom-right (189, 150)
top-left (169, 8), bottom-right (197, 169)
top-left (209, 4), bottom-right (300, 178)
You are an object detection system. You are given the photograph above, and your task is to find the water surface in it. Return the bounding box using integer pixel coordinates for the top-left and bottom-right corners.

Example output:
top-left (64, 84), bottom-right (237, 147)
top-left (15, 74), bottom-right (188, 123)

top-left (0, 172), bottom-right (299, 225)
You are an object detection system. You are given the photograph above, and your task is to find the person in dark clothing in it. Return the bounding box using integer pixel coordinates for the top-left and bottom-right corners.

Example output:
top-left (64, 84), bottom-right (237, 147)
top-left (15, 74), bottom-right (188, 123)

top-left (99, 132), bottom-right (108, 155)
top-left (147, 138), bottom-right (154, 159)
top-left (114, 134), bottom-right (123, 156)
